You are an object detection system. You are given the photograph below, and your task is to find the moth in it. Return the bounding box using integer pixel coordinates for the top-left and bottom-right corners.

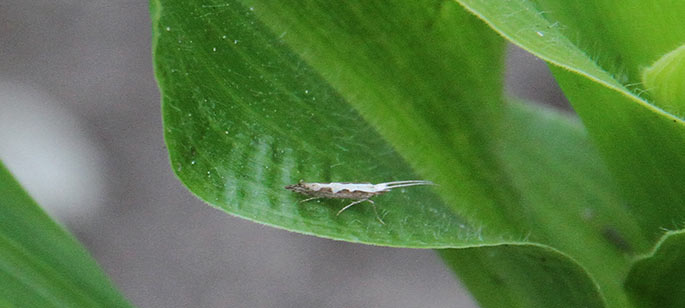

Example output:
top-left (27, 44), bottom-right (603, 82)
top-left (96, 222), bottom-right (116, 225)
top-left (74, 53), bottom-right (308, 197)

top-left (285, 180), bottom-right (434, 224)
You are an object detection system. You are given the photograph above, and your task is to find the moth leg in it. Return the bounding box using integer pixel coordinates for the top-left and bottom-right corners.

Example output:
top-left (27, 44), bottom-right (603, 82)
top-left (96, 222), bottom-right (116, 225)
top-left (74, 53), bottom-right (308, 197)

top-left (337, 199), bottom-right (367, 215)
top-left (337, 199), bottom-right (384, 225)
top-left (367, 199), bottom-right (384, 225)
top-left (299, 196), bottom-right (322, 203)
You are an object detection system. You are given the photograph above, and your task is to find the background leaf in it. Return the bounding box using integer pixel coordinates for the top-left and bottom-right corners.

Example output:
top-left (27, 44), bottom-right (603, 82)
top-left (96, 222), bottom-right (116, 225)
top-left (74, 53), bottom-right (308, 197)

top-left (454, 0), bottom-right (685, 241)
top-left (642, 44), bottom-right (685, 115)
top-left (474, 99), bottom-right (639, 307)
top-left (523, 0), bottom-right (685, 86)
top-left (441, 244), bottom-right (605, 308)
top-left (625, 230), bottom-right (685, 308)
top-left (0, 161), bottom-right (132, 307)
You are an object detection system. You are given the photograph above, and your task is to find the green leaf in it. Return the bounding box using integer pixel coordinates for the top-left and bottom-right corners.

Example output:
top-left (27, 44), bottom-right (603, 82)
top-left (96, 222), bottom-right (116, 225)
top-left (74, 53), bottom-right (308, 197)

top-left (441, 244), bottom-right (605, 308)
top-left (625, 230), bottom-right (685, 308)
top-left (493, 99), bottom-right (639, 308)
top-left (642, 44), bottom-right (685, 116)
top-left (516, 1), bottom-right (685, 85)
top-left (152, 0), bottom-right (648, 306)
top-left (454, 0), bottom-right (685, 240)
top-left (0, 161), bottom-right (132, 307)
top-left (152, 0), bottom-right (500, 245)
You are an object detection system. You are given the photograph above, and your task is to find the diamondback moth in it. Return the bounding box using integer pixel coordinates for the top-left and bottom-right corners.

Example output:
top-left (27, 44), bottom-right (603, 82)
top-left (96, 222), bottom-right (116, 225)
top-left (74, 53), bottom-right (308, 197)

top-left (285, 180), bottom-right (434, 224)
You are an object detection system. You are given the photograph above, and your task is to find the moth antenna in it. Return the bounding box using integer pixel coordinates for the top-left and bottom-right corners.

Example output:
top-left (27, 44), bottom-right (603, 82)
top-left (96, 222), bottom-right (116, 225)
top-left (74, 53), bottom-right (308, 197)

top-left (380, 180), bottom-right (435, 189)
top-left (382, 180), bottom-right (434, 185)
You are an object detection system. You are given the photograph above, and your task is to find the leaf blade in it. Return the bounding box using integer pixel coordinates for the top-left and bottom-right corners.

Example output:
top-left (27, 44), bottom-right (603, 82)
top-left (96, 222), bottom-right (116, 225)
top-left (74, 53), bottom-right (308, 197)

top-left (624, 230), bottom-right (685, 307)
top-left (153, 0), bottom-right (483, 246)
top-left (151, 2), bottom-right (645, 306)
top-left (441, 244), bottom-right (606, 308)
top-left (0, 161), bottom-right (132, 307)
top-left (454, 0), bottom-right (685, 241)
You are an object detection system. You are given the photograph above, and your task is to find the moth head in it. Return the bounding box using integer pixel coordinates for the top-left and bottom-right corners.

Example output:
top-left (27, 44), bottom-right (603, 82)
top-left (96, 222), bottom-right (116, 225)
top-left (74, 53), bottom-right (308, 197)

top-left (284, 180), bottom-right (306, 192)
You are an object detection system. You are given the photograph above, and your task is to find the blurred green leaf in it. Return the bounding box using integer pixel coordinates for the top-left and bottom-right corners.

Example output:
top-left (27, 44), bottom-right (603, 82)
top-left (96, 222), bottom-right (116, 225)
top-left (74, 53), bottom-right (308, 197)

top-left (625, 230), bottom-right (685, 308)
top-left (455, 0), bottom-right (685, 241)
top-left (492, 99), bottom-right (644, 307)
top-left (441, 244), bottom-right (605, 308)
top-left (0, 162), bottom-right (132, 307)
top-left (642, 44), bottom-right (685, 115)
top-left (519, 1), bottom-right (685, 85)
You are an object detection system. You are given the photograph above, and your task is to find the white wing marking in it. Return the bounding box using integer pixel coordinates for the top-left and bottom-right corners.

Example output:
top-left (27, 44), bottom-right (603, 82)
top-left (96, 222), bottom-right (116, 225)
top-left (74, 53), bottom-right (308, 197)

top-left (320, 182), bottom-right (377, 193)
top-left (307, 180), bottom-right (433, 193)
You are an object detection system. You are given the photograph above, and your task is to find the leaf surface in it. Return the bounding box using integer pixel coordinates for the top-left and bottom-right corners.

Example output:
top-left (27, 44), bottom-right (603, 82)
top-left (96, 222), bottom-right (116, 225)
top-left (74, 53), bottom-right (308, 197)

top-left (441, 244), bottom-right (605, 308)
top-left (454, 0), bottom-right (685, 241)
top-left (0, 162), bottom-right (132, 307)
top-left (625, 230), bottom-right (685, 308)
top-left (151, 0), bottom-right (648, 307)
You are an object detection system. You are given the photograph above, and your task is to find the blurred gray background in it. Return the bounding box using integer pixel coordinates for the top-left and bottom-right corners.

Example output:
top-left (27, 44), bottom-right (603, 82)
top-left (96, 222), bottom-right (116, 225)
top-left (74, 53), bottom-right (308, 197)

top-left (0, 2), bottom-right (569, 308)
